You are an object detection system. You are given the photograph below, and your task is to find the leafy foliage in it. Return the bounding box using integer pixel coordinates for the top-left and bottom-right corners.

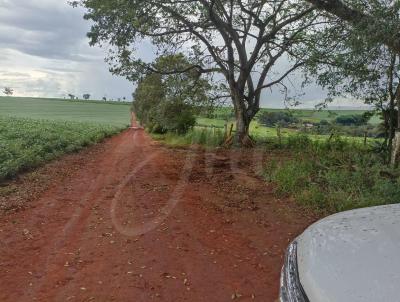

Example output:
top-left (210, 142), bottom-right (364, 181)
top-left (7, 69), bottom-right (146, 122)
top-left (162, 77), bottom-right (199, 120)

top-left (258, 111), bottom-right (299, 127)
top-left (133, 54), bottom-right (210, 134)
top-left (335, 114), bottom-right (370, 126)
top-left (132, 73), bottom-right (165, 126)
top-left (152, 100), bottom-right (196, 134)
top-left (294, 1), bottom-right (400, 162)
top-left (73, 0), bottom-right (325, 139)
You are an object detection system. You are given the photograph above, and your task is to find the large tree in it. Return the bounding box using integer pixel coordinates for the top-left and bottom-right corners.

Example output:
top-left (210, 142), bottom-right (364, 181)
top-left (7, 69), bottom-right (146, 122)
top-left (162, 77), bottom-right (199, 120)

top-left (73, 0), bottom-right (321, 145)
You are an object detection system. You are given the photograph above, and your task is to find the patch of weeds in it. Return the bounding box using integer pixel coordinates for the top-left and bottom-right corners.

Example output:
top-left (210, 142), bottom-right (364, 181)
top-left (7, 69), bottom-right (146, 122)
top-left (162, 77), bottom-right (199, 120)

top-left (265, 134), bottom-right (400, 213)
top-left (0, 185), bottom-right (17, 197)
top-left (152, 128), bottom-right (225, 148)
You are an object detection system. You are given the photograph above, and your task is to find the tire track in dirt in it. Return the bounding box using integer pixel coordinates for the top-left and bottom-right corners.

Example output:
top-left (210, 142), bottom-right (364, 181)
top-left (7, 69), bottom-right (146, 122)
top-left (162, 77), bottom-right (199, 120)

top-left (24, 131), bottom-right (143, 300)
top-left (0, 118), bottom-right (317, 302)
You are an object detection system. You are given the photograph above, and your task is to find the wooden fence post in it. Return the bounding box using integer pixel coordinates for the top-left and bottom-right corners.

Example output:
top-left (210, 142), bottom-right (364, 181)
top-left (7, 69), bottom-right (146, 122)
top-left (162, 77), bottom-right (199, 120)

top-left (277, 125), bottom-right (282, 146)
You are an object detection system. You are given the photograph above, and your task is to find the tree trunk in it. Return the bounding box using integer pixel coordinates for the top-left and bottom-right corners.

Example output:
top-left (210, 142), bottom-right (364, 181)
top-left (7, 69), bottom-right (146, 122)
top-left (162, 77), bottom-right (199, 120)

top-left (391, 91), bottom-right (400, 166)
top-left (391, 131), bottom-right (400, 167)
top-left (227, 108), bottom-right (253, 147)
top-left (235, 108), bottom-right (249, 141)
top-left (225, 88), bottom-right (258, 147)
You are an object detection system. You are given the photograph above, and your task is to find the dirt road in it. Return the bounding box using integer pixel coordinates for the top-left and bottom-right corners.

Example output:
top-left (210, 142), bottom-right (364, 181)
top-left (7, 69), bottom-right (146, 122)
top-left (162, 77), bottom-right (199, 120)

top-left (0, 120), bottom-right (316, 302)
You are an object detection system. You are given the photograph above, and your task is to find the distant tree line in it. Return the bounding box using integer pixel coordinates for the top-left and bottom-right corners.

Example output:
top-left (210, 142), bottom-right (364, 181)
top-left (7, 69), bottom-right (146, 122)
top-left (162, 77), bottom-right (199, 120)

top-left (65, 93), bottom-right (128, 102)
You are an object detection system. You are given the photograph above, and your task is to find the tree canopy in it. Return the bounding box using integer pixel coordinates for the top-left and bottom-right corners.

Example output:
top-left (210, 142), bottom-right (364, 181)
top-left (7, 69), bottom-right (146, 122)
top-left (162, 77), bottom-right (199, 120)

top-left (295, 0), bottom-right (400, 159)
top-left (73, 0), bottom-right (400, 153)
top-left (133, 54), bottom-right (210, 134)
top-left (73, 0), bottom-right (324, 144)
top-left (305, 0), bottom-right (400, 54)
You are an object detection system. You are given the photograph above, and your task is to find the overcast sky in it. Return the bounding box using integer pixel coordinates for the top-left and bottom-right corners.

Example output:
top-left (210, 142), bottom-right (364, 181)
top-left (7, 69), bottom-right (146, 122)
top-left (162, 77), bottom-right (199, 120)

top-left (0, 0), bottom-right (366, 108)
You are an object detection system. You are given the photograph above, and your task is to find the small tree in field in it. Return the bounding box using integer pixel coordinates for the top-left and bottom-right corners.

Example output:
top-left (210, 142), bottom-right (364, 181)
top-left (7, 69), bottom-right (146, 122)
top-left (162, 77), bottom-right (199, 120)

top-left (68, 94), bottom-right (75, 100)
top-left (133, 54), bottom-right (210, 134)
top-left (83, 93), bottom-right (91, 100)
top-left (3, 87), bottom-right (14, 96)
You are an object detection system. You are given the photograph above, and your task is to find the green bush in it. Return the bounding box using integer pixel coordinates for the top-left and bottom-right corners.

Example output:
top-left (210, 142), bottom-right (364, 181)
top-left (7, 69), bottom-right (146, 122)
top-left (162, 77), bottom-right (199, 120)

top-left (335, 114), bottom-right (370, 126)
top-left (258, 111), bottom-right (299, 127)
top-left (156, 100), bottom-right (196, 134)
top-left (133, 54), bottom-right (210, 135)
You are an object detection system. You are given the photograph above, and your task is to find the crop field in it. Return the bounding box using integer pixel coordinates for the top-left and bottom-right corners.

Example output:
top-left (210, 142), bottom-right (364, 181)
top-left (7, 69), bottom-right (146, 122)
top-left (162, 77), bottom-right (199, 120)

top-left (0, 97), bottom-right (131, 180)
top-left (0, 97), bottom-right (131, 126)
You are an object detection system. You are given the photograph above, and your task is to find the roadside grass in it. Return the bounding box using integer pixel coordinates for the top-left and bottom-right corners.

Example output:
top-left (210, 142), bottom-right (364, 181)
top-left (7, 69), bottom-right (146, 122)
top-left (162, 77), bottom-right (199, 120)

top-left (144, 105), bottom-right (397, 214)
top-left (196, 117), bottom-right (380, 144)
top-left (156, 116), bottom-right (379, 149)
top-left (0, 96), bottom-right (131, 126)
top-left (264, 135), bottom-right (400, 213)
top-left (161, 113), bottom-right (381, 150)
top-left (152, 122), bottom-right (399, 213)
top-left (0, 116), bottom-right (126, 181)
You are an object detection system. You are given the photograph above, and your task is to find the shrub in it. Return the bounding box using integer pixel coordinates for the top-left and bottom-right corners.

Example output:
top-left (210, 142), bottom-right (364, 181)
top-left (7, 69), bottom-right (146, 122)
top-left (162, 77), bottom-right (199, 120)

top-left (155, 100), bottom-right (196, 134)
top-left (258, 111), bottom-right (299, 127)
top-left (133, 54), bottom-right (210, 135)
top-left (335, 114), bottom-right (370, 126)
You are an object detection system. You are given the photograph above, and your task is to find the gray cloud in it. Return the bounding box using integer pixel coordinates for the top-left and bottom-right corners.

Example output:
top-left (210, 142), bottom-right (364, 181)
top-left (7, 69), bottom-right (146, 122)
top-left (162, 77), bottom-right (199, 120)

top-left (0, 0), bottom-right (133, 100)
top-left (0, 0), bottom-right (359, 108)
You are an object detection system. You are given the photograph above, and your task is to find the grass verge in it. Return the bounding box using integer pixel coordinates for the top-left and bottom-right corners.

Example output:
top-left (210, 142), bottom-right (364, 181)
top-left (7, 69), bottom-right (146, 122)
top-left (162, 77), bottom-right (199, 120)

top-left (151, 127), bottom-right (225, 148)
top-left (150, 124), bottom-right (399, 213)
top-left (264, 135), bottom-right (400, 213)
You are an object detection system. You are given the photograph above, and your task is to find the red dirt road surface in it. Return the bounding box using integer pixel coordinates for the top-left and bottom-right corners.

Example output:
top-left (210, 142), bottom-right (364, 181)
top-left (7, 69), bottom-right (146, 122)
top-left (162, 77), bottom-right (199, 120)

top-left (0, 118), bottom-right (317, 302)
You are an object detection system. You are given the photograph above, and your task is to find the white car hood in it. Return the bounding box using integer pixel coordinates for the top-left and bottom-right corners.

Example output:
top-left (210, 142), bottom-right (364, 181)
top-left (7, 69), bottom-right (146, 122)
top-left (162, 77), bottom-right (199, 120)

top-left (297, 204), bottom-right (400, 302)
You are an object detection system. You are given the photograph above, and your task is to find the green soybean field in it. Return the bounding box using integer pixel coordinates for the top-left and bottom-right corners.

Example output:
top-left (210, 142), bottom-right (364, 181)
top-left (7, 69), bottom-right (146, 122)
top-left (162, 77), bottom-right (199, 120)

top-left (0, 97), bottom-right (131, 180)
